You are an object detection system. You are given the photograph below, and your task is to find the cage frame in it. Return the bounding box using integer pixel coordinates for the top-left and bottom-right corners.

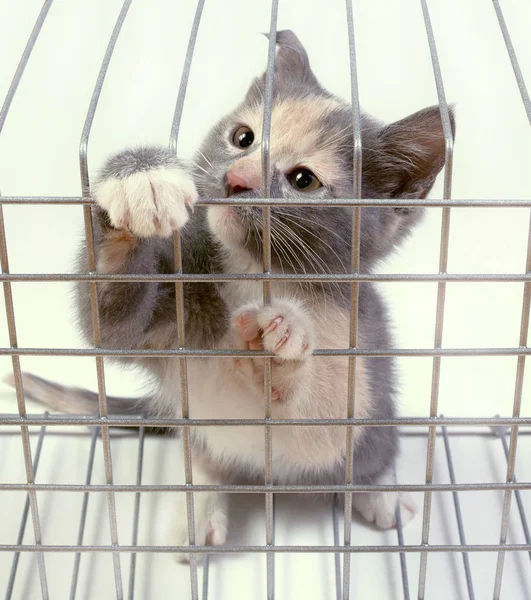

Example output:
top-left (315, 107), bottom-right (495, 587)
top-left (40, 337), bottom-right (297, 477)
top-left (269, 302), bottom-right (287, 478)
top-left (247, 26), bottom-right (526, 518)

top-left (1, 0), bottom-right (530, 599)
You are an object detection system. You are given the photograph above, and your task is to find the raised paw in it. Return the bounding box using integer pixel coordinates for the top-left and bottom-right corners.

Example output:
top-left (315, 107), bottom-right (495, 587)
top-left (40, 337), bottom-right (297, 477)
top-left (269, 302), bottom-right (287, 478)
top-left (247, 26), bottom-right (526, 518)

top-left (353, 491), bottom-right (417, 530)
top-left (94, 148), bottom-right (198, 238)
top-left (233, 300), bottom-right (315, 361)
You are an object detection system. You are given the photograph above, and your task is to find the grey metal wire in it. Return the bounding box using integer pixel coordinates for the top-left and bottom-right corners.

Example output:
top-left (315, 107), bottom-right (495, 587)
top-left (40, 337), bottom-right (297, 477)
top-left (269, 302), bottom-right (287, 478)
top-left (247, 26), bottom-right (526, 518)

top-left (1, 1), bottom-right (531, 599)
top-left (493, 423), bottom-right (531, 563)
top-left (492, 0), bottom-right (531, 126)
top-left (2, 542), bottom-right (531, 555)
top-left (492, 211), bottom-right (531, 599)
top-left (490, 3), bottom-right (531, 598)
top-left (332, 495), bottom-right (343, 600)
top-left (1, 346), bottom-right (530, 358)
top-left (78, 1), bottom-right (133, 596)
top-left (167, 0), bottom-right (206, 596)
top-left (2, 271), bottom-right (531, 283)
top-left (3, 479), bottom-right (531, 494)
top-left (0, 0), bottom-right (54, 134)
top-left (0, 2), bottom-right (57, 598)
top-left (441, 422), bottom-right (475, 599)
top-left (69, 428), bottom-right (99, 600)
top-left (0, 177), bottom-right (49, 600)
top-left (2, 415), bottom-right (531, 428)
top-left (394, 470), bottom-right (411, 600)
top-left (3, 196), bottom-right (531, 207)
top-left (417, 0), bottom-right (455, 596)
top-left (127, 427), bottom-right (145, 600)
top-left (4, 415), bottom-right (48, 600)
top-left (342, 1), bottom-right (363, 598)
top-left (261, 2), bottom-right (279, 598)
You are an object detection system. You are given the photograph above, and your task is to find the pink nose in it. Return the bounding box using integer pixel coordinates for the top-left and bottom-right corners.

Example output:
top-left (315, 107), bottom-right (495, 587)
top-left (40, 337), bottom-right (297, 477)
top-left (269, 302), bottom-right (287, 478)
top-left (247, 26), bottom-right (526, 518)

top-left (226, 169), bottom-right (260, 194)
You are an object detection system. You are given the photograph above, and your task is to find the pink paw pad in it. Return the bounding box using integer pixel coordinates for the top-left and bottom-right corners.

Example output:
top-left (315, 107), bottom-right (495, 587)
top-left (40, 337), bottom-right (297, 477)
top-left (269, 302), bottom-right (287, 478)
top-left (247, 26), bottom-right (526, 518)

top-left (234, 311), bottom-right (259, 341)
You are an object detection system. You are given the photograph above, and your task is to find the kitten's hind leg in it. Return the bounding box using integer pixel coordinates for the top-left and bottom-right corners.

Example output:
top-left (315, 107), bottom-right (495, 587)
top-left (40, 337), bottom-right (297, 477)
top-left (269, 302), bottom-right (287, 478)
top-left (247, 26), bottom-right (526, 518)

top-left (166, 454), bottom-right (229, 563)
top-left (351, 469), bottom-right (417, 529)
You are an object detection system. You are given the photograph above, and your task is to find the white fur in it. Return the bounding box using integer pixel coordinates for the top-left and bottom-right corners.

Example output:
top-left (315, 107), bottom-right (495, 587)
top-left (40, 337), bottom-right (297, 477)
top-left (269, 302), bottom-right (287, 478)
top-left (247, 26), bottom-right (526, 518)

top-left (233, 299), bottom-right (315, 359)
top-left (169, 459), bottom-right (229, 563)
top-left (90, 166), bottom-right (413, 555)
top-left (351, 470), bottom-right (417, 529)
top-left (94, 166), bottom-right (198, 238)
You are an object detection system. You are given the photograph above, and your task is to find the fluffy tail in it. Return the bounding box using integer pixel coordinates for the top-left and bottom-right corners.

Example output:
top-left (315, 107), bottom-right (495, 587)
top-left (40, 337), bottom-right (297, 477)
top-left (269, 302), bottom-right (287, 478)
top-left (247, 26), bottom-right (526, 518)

top-left (4, 372), bottom-right (143, 416)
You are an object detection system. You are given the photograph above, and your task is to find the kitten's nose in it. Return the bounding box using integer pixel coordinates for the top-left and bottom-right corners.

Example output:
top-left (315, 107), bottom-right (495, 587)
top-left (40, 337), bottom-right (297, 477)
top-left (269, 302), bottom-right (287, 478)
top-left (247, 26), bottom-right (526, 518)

top-left (226, 169), bottom-right (259, 196)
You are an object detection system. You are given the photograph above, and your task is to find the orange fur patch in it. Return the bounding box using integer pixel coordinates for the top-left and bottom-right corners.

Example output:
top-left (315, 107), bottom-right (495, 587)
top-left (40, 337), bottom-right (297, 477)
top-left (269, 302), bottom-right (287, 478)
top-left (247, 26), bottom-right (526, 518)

top-left (97, 229), bottom-right (137, 274)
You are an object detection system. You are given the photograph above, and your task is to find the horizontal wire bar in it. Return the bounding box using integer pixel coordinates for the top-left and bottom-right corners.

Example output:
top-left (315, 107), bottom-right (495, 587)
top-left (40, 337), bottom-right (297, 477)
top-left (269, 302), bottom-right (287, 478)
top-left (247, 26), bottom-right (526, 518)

top-left (2, 543), bottom-right (530, 554)
top-left (1, 415), bottom-right (531, 428)
top-left (1, 196), bottom-right (531, 207)
top-left (0, 347), bottom-right (529, 358)
top-left (2, 272), bottom-right (531, 283)
top-left (1, 482), bottom-right (530, 494)
top-left (2, 428), bottom-right (529, 440)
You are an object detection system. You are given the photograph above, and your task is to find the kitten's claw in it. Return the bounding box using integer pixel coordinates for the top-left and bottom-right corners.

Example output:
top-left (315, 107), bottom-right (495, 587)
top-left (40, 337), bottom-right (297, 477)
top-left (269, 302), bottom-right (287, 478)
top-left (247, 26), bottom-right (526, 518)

top-left (233, 300), bottom-right (315, 361)
top-left (95, 163), bottom-right (198, 238)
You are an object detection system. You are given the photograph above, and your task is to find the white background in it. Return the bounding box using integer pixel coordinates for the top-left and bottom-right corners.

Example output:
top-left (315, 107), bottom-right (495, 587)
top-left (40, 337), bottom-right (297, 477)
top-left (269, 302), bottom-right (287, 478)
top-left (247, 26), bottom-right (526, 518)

top-left (0, 0), bottom-right (530, 598)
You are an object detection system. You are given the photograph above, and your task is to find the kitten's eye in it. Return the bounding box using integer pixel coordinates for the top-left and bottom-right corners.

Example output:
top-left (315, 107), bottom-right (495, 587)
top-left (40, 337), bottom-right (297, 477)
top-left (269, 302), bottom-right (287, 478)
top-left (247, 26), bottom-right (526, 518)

top-left (288, 168), bottom-right (322, 192)
top-left (232, 126), bottom-right (255, 148)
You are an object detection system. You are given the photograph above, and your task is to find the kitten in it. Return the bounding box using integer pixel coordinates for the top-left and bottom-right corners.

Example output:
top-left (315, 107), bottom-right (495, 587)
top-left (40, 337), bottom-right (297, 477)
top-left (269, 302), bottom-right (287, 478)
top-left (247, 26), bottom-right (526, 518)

top-left (10, 30), bottom-right (454, 558)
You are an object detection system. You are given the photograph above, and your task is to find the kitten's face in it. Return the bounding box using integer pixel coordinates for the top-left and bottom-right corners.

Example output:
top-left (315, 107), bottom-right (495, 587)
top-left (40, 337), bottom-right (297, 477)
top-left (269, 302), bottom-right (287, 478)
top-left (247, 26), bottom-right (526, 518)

top-left (196, 31), bottom-right (453, 273)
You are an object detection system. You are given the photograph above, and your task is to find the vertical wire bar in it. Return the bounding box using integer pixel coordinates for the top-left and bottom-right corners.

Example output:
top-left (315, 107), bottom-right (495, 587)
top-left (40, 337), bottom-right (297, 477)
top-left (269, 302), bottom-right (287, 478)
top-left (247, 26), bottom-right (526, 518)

top-left (0, 0), bottom-right (54, 133)
top-left (0, 207), bottom-right (48, 599)
top-left (127, 426), bottom-right (145, 600)
top-left (5, 415), bottom-right (48, 600)
top-left (493, 423), bottom-right (531, 563)
top-left (69, 427), bottom-right (99, 600)
top-left (395, 471), bottom-right (411, 600)
top-left (491, 3), bottom-right (531, 596)
top-left (492, 213), bottom-right (531, 599)
top-left (201, 554), bottom-right (210, 600)
top-left (332, 494), bottom-right (343, 600)
top-left (492, 0), bottom-right (531, 126)
top-left (417, 1), bottom-right (455, 597)
top-left (343, 1), bottom-right (363, 599)
top-left (79, 3), bottom-right (133, 597)
top-left (441, 422), bottom-right (475, 599)
top-left (261, 3), bottom-right (279, 598)
top-left (168, 2), bottom-right (205, 598)
top-left (0, 4), bottom-right (55, 598)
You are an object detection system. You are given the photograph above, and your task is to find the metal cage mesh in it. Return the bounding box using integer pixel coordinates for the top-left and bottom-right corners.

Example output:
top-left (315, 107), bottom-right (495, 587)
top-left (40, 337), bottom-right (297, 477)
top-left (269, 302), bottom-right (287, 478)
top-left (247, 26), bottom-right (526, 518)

top-left (0, 0), bottom-right (530, 599)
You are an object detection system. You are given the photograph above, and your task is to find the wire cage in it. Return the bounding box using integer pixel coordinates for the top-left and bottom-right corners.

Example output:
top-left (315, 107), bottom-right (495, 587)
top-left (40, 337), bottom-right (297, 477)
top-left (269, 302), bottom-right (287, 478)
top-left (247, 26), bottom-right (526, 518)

top-left (0, 0), bottom-right (530, 599)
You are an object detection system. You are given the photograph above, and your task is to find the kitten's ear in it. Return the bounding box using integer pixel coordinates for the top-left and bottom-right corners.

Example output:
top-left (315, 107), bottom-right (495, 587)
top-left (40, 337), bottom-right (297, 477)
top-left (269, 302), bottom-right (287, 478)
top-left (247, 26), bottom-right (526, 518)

top-left (368, 106), bottom-right (455, 199)
top-left (264, 30), bottom-right (319, 87)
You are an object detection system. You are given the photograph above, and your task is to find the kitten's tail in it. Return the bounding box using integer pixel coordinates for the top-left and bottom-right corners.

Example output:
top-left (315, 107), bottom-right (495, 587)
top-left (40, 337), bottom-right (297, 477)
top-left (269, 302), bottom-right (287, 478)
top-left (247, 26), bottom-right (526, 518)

top-left (3, 372), bottom-right (142, 416)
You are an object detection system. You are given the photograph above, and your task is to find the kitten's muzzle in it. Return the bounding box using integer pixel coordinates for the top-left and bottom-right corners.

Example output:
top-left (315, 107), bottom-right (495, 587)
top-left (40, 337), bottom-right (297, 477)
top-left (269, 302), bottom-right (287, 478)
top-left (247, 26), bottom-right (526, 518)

top-left (225, 168), bottom-right (258, 197)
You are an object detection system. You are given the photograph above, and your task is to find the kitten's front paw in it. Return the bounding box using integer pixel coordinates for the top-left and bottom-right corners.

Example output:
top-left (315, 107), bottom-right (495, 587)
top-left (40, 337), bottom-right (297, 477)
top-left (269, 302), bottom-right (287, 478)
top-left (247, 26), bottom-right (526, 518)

top-left (95, 148), bottom-right (198, 238)
top-left (233, 300), bottom-right (315, 361)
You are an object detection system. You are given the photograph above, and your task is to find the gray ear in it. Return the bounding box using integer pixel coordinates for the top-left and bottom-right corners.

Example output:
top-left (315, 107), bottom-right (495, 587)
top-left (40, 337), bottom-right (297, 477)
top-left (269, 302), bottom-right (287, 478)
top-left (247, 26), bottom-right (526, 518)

top-left (365, 106), bottom-right (456, 199)
top-left (263, 30), bottom-right (319, 88)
